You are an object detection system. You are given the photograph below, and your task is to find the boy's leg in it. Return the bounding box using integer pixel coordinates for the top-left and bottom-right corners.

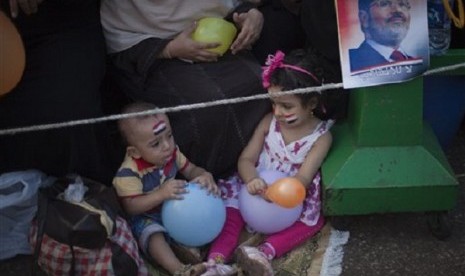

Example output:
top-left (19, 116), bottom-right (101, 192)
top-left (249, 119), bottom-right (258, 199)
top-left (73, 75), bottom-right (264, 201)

top-left (170, 243), bottom-right (203, 264)
top-left (148, 232), bottom-right (184, 274)
top-left (148, 233), bottom-right (206, 276)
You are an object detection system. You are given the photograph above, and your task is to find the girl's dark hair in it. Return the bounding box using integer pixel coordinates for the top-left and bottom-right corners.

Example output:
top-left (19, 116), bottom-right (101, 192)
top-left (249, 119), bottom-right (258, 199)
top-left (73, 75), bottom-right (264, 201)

top-left (268, 48), bottom-right (346, 120)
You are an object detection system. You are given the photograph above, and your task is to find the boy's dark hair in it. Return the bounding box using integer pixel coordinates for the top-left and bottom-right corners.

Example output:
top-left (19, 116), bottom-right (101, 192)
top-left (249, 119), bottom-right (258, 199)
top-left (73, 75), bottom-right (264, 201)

top-left (118, 102), bottom-right (160, 145)
top-left (120, 102), bottom-right (158, 115)
top-left (269, 48), bottom-right (345, 120)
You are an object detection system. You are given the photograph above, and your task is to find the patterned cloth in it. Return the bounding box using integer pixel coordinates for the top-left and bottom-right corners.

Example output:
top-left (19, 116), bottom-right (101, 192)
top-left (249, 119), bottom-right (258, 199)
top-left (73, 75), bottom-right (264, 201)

top-left (219, 117), bottom-right (334, 227)
top-left (30, 216), bottom-right (149, 275)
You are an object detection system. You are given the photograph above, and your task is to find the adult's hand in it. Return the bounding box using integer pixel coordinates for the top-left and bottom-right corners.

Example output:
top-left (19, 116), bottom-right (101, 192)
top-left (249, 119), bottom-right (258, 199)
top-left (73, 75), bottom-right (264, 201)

top-left (230, 8), bottom-right (263, 54)
top-left (9, 0), bottom-right (44, 18)
top-left (164, 22), bottom-right (221, 63)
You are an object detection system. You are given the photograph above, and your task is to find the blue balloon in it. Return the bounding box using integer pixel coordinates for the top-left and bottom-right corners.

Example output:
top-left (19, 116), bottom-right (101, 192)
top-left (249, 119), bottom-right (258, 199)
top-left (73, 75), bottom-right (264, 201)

top-left (161, 183), bottom-right (226, 247)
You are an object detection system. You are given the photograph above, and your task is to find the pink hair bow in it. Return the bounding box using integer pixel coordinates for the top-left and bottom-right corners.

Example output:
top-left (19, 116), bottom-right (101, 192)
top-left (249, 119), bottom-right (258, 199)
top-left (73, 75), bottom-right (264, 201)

top-left (262, 50), bottom-right (286, 88)
top-left (261, 50), bottom-right (320, 89)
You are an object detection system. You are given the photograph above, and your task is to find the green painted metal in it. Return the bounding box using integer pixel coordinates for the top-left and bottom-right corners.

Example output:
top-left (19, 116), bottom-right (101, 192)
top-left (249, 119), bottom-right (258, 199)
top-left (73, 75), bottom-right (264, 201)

top-left (429, 49), bottom-right (465, 75)
top-left (321, 50), bottom-right (463, 216)
top-left (323, 123), bottom-right (458, 215)
top-left (348, 79), bottom-right (423, 146)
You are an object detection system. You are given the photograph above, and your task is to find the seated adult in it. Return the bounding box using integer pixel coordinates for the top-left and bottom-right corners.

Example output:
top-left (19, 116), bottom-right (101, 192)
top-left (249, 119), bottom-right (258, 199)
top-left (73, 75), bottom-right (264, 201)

top-left (0, 0), bottom-right (121, 184)
top-left (100, 0), bottom-right (270, 178)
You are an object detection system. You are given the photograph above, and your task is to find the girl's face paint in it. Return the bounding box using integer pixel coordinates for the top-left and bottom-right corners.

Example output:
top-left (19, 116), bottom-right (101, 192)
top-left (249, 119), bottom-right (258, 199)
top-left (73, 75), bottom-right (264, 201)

top-left (268, 86), bottom-right (315, 128)
top-left (284, 113), bottom-right (298, 124)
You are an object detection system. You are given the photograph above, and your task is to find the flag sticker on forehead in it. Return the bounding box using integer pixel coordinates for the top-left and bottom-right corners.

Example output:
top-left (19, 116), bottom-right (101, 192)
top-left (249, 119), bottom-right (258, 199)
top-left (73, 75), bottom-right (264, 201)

top-left (153, 121), bottom-right (167, 135)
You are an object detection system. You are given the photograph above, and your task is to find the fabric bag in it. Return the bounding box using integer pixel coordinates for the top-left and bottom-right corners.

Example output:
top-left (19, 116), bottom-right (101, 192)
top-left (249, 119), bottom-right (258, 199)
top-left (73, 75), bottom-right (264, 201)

top-left (0, 170), bottom-right (54, 260)
top-left (37, 176), bottom-right (120, 249)
top-left (31, 175), bottom-right (148, 275)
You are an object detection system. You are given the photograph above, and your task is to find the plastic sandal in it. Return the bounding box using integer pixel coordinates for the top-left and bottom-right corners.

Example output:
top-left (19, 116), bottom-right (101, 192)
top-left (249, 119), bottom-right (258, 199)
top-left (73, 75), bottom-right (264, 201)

top-left (174, 263), bottom-right (207, 276)
top-left (201, 259), bottom-right (237, 276)
top-left (236, 246), bottom-right (274, 276)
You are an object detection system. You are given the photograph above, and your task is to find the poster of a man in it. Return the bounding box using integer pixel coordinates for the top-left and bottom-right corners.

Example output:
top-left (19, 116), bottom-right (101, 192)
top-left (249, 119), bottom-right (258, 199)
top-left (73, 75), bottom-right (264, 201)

top-left (337, 0), bottom-right (430, 88)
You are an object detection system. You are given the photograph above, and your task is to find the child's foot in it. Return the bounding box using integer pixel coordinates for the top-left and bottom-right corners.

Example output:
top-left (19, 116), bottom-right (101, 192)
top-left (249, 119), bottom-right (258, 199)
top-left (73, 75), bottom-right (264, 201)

top-left (236, 246), bottom-right (274, 276)
top-left (201, 259), bottom-right (237, 276)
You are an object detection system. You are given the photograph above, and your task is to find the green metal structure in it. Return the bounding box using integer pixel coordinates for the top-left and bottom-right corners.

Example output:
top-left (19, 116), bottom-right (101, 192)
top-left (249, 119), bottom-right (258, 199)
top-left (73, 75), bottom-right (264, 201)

top-left (322, 49), bottom-right (464, 216)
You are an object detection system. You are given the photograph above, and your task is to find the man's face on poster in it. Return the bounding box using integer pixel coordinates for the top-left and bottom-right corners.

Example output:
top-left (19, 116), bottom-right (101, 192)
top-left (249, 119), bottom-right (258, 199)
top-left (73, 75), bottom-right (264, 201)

top-left (360, 0), bottom-right (411, 47)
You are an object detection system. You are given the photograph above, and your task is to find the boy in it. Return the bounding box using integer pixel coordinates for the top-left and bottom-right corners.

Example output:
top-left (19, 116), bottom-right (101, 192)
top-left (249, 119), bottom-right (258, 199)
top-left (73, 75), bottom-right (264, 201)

top-left (113, 102), bottom-right (218, 275)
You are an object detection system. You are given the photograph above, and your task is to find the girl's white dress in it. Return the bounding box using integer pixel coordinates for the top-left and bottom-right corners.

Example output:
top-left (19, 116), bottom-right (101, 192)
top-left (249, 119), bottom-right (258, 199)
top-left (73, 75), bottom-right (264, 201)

top-left (219, 116), bottom-right (334, 226)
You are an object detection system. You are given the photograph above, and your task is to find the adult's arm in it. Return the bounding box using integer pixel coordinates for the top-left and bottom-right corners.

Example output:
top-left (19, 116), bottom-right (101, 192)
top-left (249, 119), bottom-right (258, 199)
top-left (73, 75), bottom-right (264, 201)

top-left (111, 37), bottom-right (171, 79)
top-left (113, 19), bottom-right (235, 79)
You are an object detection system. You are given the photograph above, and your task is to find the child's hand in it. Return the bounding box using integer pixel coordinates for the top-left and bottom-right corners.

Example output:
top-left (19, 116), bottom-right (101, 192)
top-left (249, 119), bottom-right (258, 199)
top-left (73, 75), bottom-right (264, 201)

top-left (246, 177), bottom-right (268, 197)
top-left (159, 179), bottom-right (188, 200)
top-left (192, 172), bottom-right (220, 196)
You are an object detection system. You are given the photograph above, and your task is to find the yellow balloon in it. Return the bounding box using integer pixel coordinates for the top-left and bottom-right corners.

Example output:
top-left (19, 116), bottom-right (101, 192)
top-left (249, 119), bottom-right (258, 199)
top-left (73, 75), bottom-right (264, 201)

top-left (191, 17), bottom-right (237, 56)
top-left (0, 11), bottom-right (25, 96)
top-left (265, 177), bottom-right (306, 208)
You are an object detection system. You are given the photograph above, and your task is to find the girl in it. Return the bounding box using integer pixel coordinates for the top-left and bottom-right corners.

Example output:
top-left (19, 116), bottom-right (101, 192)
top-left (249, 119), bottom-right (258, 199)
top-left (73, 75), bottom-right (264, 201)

top-left (201, 49), bottom-right (338, 276)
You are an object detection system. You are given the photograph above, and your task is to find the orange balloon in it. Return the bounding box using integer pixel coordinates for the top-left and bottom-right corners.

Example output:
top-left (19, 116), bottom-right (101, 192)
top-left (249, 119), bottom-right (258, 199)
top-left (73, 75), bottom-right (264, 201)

top-left (265, 177), bottom-right (306, 208)
top-left (0, 11), bottom-right (25, 96)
